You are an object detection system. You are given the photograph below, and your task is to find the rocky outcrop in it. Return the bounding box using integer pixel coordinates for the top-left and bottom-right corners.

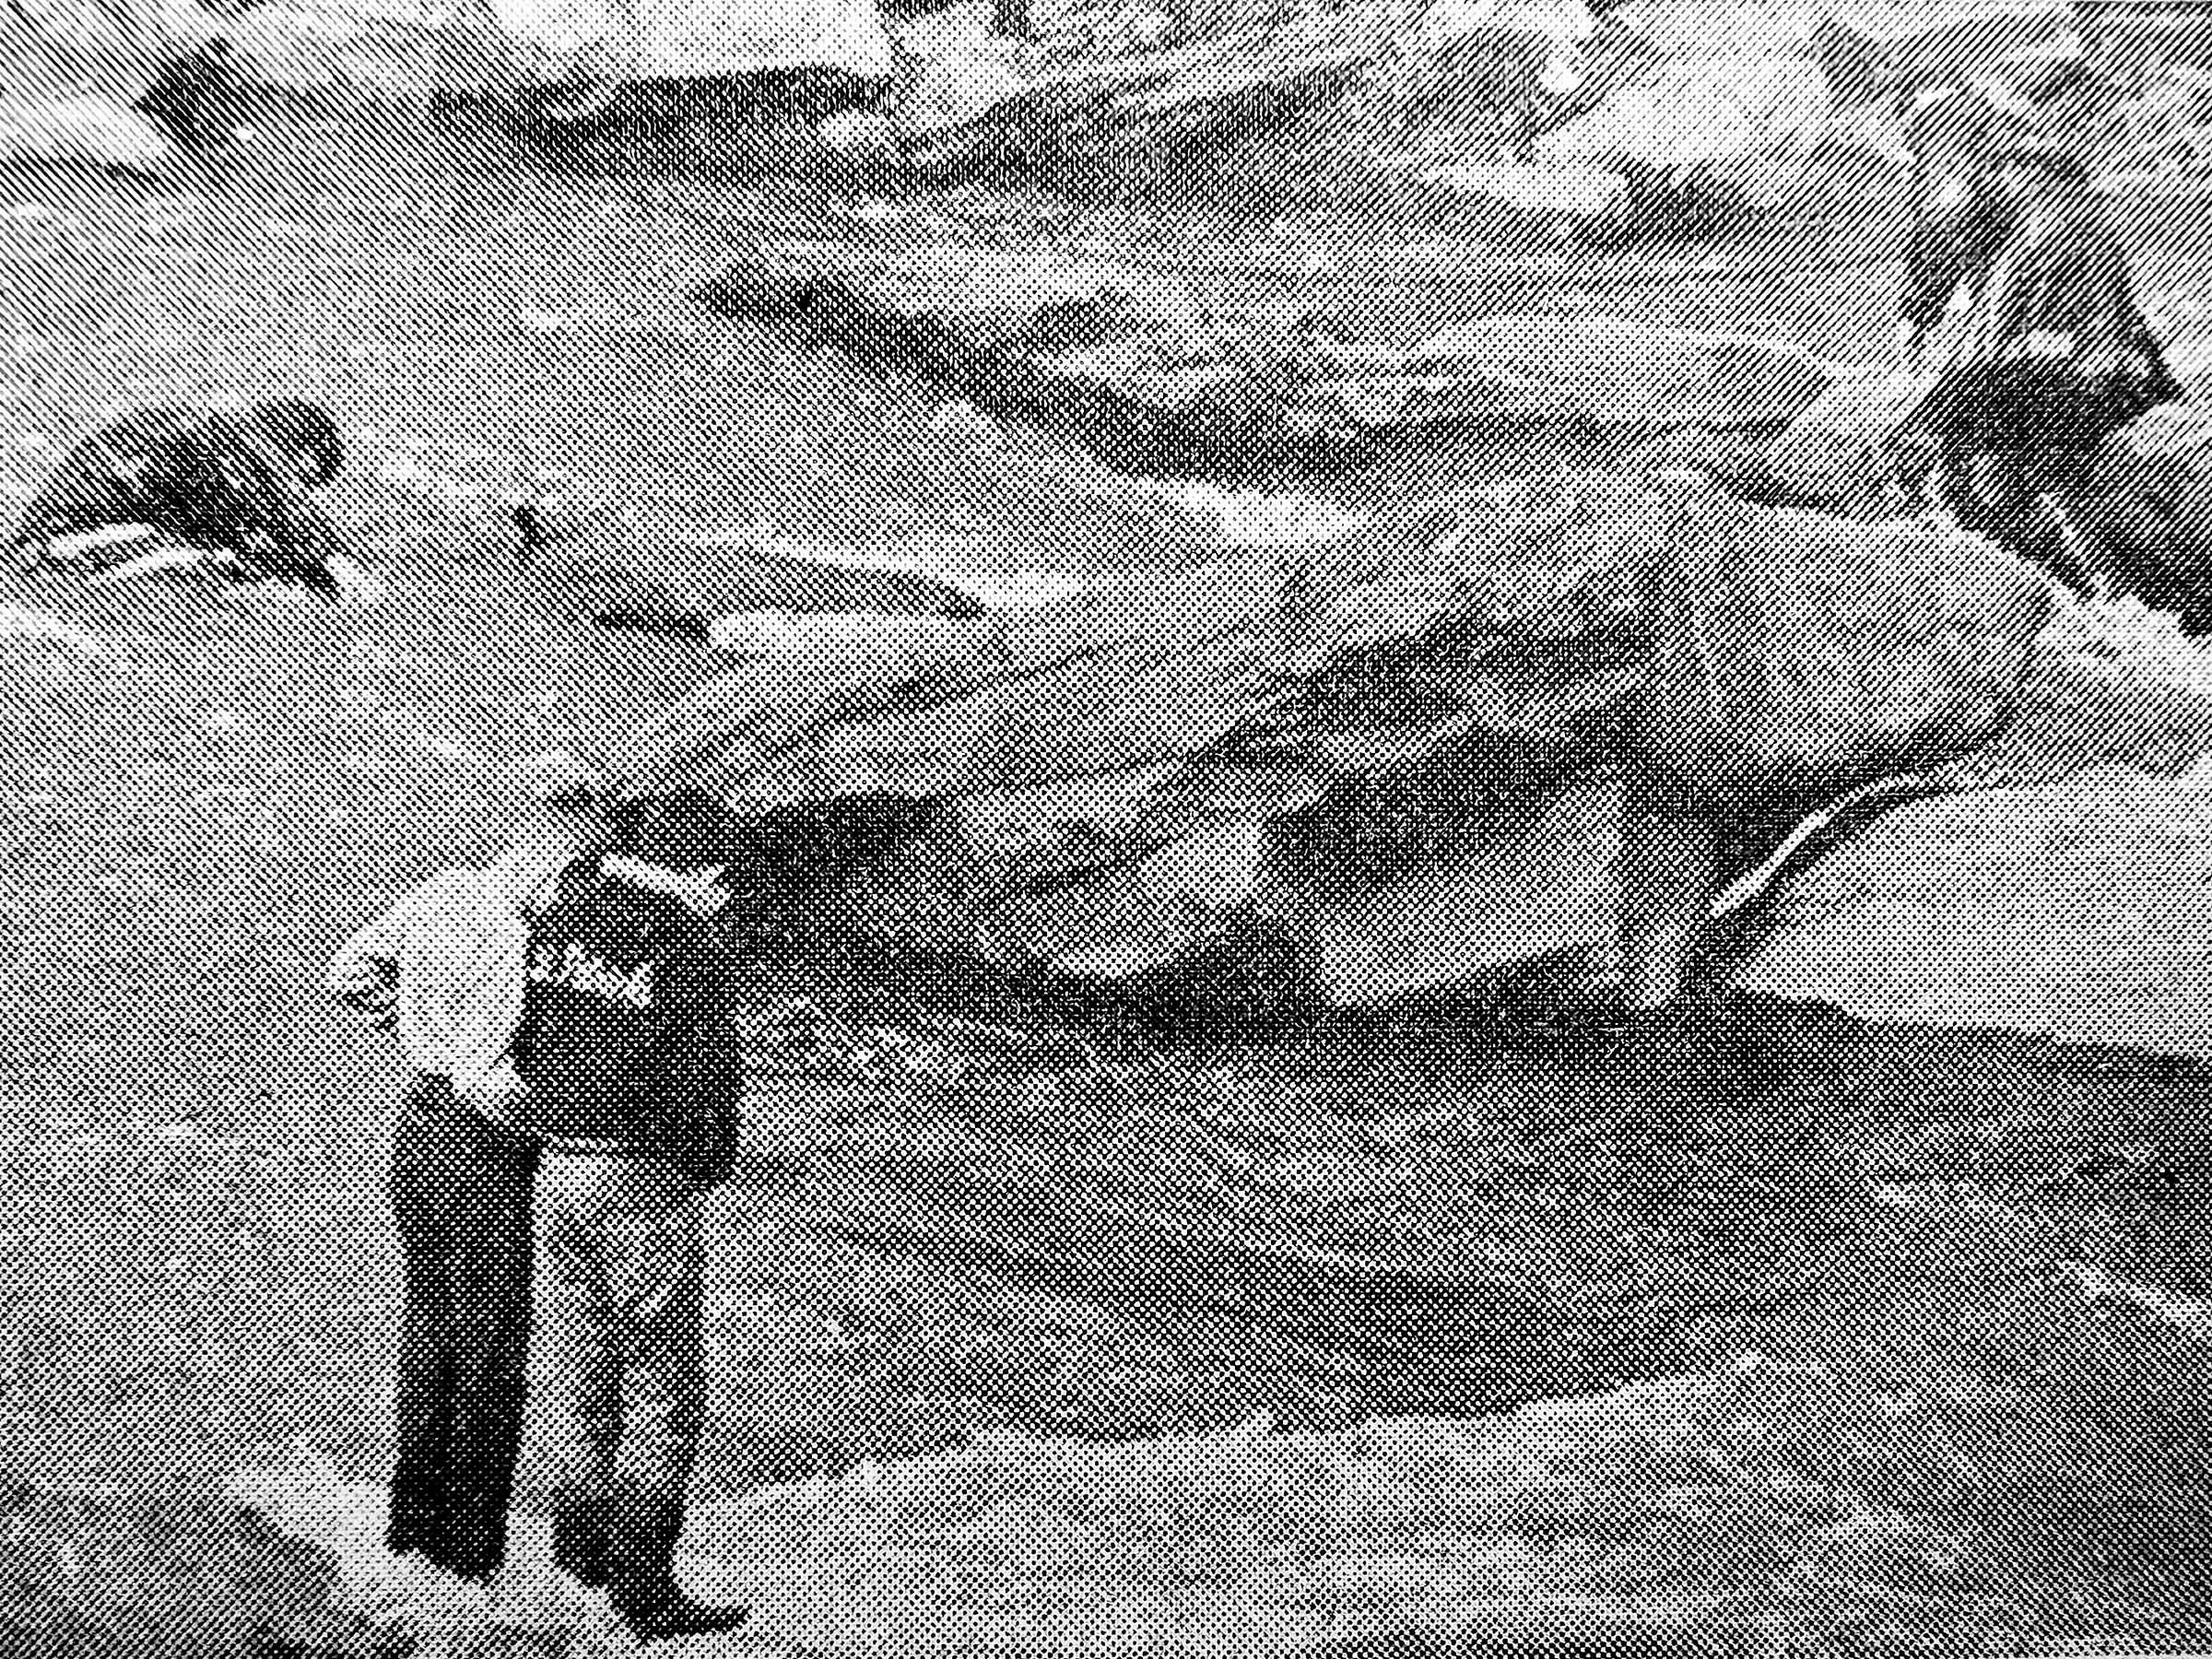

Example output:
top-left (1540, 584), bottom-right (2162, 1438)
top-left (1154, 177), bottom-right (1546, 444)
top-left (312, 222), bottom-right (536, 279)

top-left (889, 0), bottom-right (1382, 182)
top-left (589, 474), bottom-right (2052, 1018)
top-left (690, 218), bottom-right (1843, 481)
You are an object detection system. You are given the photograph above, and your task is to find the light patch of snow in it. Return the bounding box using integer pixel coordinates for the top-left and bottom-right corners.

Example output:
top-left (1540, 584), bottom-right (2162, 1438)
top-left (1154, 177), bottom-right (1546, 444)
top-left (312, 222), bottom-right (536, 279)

top-left (0, 604), bottom-right (100, 657)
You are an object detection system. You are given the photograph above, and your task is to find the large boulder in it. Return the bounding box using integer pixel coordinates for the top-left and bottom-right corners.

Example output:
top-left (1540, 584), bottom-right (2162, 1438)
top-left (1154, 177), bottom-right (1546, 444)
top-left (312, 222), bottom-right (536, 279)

top-left (1759, 368), bottom-right (1930, 518)
top-left (1404, 158), bottom-right (1629, 226)
top-left (1507, 47), bottom-right (1838, 243)
top-left (485, 0), bottom-right (895, 90)
top-left (1397, 0), bottom-right (1651, 128)
top-left (586, 474), bottom-right (2050, 1014)
top-left (886, 0), bottom-right (1384, 182)
top-left (1635, 481), bottom-right (2053, 818)
top-left (1737, 764), bottom-right (2212, 1059)
top-left (1529, 53), bottom-right (1831, 179)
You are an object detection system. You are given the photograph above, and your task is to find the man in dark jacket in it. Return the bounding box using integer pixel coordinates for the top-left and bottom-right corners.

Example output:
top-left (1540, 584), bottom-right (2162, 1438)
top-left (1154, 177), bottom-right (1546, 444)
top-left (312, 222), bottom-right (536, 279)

top-left (1894, 86), bottom-right (2182, 585)
top-left (12, 400), bottom-right (351, 594)
top-left (491, 788), bottom-right (752, 1642)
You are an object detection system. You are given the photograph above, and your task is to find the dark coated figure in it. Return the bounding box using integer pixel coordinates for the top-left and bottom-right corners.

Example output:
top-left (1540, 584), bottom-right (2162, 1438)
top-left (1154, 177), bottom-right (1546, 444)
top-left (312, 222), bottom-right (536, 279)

top-left (12, 401), bottom-right (351, 595)
top-left (1893, 86), bottom-right (2182, 588)
top-left (135, 38), bottom-right (252, 151)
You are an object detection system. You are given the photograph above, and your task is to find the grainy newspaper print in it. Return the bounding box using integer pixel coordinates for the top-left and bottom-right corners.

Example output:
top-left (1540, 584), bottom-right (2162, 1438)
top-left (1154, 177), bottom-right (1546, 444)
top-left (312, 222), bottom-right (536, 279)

top-left (4, 0), bottom-right (2212, 1652)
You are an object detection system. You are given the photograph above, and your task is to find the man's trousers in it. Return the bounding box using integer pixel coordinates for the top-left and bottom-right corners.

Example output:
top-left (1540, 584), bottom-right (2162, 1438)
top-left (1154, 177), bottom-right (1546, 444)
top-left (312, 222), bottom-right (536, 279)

top-left (384, 1074), bottom-right (539, 1580)
top-left (536, 1152), bottom-right (712, 1597)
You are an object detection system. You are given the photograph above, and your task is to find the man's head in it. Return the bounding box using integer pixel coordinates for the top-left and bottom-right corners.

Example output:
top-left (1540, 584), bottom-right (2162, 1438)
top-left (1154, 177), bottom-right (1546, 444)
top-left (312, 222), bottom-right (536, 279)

top-left (252, 400), bottom-right (344, 489)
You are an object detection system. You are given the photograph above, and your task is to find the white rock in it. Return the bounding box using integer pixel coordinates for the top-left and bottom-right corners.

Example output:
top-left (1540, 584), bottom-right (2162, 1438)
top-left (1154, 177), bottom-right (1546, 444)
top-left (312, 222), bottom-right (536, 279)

top-left (45, 523), bottom-right (154, 560)
top-left (0, 96), bottom-right (174, 174)
top-left (1736, 771), bottom-right (2212, 1061)
top-left (1534, 55), bottom-right (1831, 171)
top-left (928, 397), bottom-right (1004, 448)
top-left (898, 3), bottom-right (1031, 135)
top-left (1159, 480), bottom-right (1367, 549)
top-left (0, 604), bottom-right (100, 657)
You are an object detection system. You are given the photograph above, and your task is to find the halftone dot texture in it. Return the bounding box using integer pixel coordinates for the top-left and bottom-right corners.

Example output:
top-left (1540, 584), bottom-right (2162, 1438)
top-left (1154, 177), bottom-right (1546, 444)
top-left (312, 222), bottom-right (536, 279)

top-left (6, 4), bottom-right (2212, 1654)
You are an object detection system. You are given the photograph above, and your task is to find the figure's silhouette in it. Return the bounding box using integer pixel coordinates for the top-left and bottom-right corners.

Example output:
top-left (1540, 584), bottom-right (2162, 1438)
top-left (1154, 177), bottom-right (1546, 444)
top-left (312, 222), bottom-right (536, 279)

top-left (135, 39), bottom-right (252, 152)
top-left (12, 401), bottom-right (352, 595)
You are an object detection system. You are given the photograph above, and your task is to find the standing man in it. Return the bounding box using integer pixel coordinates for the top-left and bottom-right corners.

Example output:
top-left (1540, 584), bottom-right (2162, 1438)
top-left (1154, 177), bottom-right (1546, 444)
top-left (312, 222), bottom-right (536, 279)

top-left (496, 787), bottom-right (752, 1641)
top-left (326, 819), bottom-right (593, 1582)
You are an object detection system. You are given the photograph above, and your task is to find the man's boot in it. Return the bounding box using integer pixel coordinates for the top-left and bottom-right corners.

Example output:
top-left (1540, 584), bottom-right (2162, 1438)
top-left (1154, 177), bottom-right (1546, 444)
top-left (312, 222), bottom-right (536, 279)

top-left (549, 1493), bottom-right (611, 1590)
top-left (606, 1492), bottom-right (748, 1642)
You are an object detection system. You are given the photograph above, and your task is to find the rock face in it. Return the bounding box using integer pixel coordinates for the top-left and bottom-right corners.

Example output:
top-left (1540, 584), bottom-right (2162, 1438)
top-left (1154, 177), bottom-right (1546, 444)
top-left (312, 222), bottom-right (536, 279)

top-left (594, 475), bottom-right (2052, 1016)
top-left (691, 218), bottom-right (1841, 481)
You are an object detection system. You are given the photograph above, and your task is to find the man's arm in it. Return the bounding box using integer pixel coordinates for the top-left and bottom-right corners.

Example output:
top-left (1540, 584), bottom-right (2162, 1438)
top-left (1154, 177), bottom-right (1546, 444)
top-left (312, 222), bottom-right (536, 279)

top-left (487, 823), bottom-right (602, 915)
top-left (449, 830), bottom-right (602, 1111)
top-left (660, 961), bottom-right (749, 1184)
